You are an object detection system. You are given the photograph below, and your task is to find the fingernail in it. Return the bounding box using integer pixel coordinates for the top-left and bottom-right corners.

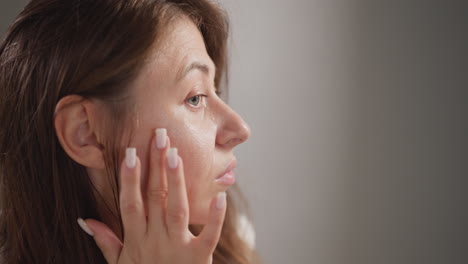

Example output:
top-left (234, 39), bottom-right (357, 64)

top-left (126, 148), bottom-right (136, 168)
top-left (155, 128), bottom-right (167, 149)
top-left (77, 218), bottom-right (94, 236)
top-left (166, 148), bottom-right (178, 169)
top-left (216, 192), bottom-right (226, 210)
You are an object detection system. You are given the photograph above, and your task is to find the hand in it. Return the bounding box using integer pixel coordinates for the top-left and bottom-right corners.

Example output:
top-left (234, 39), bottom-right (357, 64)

top-left (78, 129), bottom-right (227, 263)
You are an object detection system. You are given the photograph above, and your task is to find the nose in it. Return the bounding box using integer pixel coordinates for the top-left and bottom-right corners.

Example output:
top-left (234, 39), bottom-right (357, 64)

top-left (215, 102), bottom-right (251, 148)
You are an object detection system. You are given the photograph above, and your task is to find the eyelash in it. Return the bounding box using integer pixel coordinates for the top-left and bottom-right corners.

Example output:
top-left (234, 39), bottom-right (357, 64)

top-left (186, 90), bottom-right (222, 108)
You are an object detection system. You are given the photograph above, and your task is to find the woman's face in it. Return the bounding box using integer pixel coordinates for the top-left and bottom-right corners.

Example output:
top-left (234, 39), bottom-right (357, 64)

top-left (125, 16), bottom-right (250, 225)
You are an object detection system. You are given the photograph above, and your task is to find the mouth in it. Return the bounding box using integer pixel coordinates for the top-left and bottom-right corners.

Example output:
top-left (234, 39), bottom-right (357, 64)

top-left (215, 157), bottom-right (237, 185)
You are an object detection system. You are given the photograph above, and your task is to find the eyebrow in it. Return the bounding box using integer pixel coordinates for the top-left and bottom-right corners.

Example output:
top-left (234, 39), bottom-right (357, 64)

top-left (177, 61), bottom-right (212, 83)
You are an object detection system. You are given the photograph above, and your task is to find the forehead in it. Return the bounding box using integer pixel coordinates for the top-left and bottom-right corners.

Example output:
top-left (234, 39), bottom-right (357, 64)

top-left (143, 15), bottom-right (215, 81)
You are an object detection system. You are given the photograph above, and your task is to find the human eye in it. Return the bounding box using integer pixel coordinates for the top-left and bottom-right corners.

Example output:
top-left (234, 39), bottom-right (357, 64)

top-left (186, 94), bottom-right (207, 108)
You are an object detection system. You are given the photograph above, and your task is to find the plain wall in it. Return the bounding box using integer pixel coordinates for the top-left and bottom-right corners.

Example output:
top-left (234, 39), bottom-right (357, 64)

top-left (220, 1), bottom-right (467, 263)
top-left (1, 1), bottom-right (467, 264)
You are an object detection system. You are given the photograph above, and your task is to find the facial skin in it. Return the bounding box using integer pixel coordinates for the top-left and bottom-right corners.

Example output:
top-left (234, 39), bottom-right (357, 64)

top-left (114, 15), bottom-right (251, 225)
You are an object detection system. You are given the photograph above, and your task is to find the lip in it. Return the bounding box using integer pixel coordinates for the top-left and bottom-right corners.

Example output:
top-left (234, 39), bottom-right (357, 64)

top-left (214, 157), bottom-right (237, 185)
top-left (215, 170), bottom-right (236, 185)
top-left (216, 157), bottom-right (237, 179)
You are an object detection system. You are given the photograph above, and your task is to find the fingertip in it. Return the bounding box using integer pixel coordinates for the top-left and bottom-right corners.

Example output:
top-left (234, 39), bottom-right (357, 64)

top-left (121, 148), bottom-right (141, 175)
top-left (166, 148), bottom-right (179, 169)
top-left (82, 219), bottom-right (123, 264)
top-left (197, 194), bottom-right (227, 251)
top-left (155, 128), bottom-right (168, 150)
top-left (121, 152), bottom-right (141, 176)
top-left (211, 192), bottom-right (227, 226)
top-left (210, 192), bottom-right (227, 224)
top-left (82, 218), bottom-right (110, 237)
top-left (77, 217), bottom-right (94, 236)
top-left (215, 192), bottom-right (227, 211)
top-left (125, 147), bottom-right (137, 169)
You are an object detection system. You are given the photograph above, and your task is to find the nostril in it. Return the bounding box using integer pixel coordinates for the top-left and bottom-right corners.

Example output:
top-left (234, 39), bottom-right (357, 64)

top-left (230, 138), bottom-right (244, 145)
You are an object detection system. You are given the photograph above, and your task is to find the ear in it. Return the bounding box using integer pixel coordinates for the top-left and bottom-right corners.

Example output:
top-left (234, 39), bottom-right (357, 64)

top-left (54, 95), bottom-right (105, 169)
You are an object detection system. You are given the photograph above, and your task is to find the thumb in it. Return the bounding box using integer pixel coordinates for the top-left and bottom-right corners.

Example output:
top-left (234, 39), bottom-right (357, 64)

top-left (77, 218), bottom-right (123, 263)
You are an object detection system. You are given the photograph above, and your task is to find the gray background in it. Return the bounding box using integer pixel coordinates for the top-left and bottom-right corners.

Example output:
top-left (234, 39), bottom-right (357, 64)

top-left (2, 1), bottom-right (467, 264)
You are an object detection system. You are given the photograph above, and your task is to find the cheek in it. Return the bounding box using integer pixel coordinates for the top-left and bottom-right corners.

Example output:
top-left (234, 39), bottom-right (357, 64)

top-left (168, 121), bottom-right (215, 193)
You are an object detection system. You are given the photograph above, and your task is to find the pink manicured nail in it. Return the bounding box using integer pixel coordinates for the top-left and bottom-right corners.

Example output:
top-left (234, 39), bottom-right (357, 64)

top-left (155, 128), bottom-right (167, 149)
top-left (166, 148), bottom-right (178, 169)
top-left (77, 218), bottom-right (94, 236)
top-left (126, 148), bottom-right (136, 168)
top-left (216, 192), bottom-right (226, 210)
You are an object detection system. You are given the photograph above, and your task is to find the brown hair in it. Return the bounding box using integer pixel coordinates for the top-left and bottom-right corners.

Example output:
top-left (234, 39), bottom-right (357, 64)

top-left (0, 0), bottom-right (260, 263)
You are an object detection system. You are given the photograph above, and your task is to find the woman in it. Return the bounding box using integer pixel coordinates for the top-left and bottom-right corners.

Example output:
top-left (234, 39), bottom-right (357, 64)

top-left (0, 0), bottom-right (260, 263)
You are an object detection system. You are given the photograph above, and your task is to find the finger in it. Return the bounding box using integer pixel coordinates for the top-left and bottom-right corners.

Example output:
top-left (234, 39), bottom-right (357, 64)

top-left (78, 218), bottom-right (123, 264)
top-left (120, 148), bottom-right (146, 245)
top-left (165, 148), bottom-right (190, 241)
top-left (147, 128), bottom-right (171, 234)
top-left (197, 192), bottom-right (227, 253)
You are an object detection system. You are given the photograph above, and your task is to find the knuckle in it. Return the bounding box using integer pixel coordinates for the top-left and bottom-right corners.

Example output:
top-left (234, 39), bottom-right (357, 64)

top-left (202, 236), bottom-right (219, 249)
top-left (121, 201), bottom-right (142, 215)
top-left (167, 208), bottom-right (187, 223)
top-left (146, 188), bottom-right (168, 204)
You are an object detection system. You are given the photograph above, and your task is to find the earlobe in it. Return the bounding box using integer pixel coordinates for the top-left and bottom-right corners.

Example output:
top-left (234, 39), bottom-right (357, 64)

top-left (54, 95), bottom-right (105, 170)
